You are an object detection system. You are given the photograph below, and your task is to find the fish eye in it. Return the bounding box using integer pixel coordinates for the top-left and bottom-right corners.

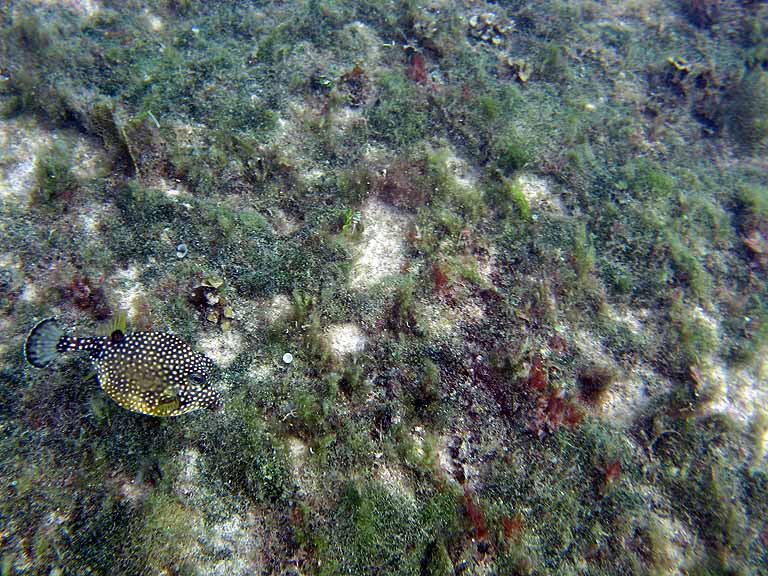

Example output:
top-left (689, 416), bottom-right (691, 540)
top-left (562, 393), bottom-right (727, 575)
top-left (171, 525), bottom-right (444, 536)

top-left (188, 373), bottom-right (206, 385)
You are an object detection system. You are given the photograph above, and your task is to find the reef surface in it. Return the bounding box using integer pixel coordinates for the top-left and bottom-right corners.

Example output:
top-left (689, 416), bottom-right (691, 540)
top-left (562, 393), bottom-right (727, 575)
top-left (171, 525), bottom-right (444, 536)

top-left (1, 1), bottom-right (767, 574)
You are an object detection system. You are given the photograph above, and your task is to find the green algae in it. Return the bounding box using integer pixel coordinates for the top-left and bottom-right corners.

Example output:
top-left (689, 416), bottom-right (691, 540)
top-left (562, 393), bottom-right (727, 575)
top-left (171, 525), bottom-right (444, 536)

top-left (505, 181), bottom-right (532, 220)
top-left (494, 132), bottom-right (531, 175)
top-left (723, 69), bottom-right (768, 151)
top-left (311, 479), bottom-right (462, 576)
top-left (33, 141), bottom-right (79, 207)
top-left (482, 421), bottom-right (643, 574)
top-left (368, 70), bottom-right (429, 147)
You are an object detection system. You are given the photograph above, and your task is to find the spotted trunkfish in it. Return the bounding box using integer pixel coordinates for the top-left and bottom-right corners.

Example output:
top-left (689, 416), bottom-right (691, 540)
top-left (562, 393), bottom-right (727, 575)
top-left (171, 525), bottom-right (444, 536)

top-left (24, 317), bottom-right (221, 416)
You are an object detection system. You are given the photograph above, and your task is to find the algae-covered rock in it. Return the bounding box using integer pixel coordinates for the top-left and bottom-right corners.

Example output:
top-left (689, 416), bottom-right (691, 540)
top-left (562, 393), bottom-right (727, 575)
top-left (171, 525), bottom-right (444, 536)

top-left (724, 69), bottom-right (768, 151)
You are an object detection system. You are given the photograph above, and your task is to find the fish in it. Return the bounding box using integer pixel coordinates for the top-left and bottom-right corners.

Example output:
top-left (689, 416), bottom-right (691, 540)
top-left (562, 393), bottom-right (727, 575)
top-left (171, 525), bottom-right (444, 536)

top-left (23, 317), bottom-right (222, 416)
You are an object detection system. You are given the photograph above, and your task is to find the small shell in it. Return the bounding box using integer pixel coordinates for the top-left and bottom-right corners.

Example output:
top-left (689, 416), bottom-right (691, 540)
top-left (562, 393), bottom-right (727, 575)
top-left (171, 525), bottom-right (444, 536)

top-left (176, 243), bottom-right (188, 259)
top-left (282, 352), bottom-right (294, 364)
top-left (202, 275), bottom-right (225, 289)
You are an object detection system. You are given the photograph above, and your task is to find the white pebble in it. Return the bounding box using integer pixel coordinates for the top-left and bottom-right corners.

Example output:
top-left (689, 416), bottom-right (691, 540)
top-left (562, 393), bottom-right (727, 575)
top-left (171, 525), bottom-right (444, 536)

top-left (282, 352), bottom-right (293, 364)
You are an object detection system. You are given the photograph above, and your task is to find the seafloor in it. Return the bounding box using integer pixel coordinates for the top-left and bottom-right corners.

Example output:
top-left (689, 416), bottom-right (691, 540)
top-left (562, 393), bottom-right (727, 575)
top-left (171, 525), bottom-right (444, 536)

top-left (1, 1), bottom-right (767, 574)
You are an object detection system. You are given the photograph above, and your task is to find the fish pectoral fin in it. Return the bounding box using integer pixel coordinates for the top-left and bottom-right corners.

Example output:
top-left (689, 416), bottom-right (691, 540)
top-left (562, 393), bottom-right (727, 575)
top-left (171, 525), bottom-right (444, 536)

top-left (154, 396), bottom-right (182, 416)
top-left (157, 385), bottom-right (180, 404)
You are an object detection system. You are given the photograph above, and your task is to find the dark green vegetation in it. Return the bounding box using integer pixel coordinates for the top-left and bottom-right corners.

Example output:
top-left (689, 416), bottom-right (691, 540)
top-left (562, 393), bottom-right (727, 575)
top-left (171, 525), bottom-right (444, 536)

top-left (32, 141), bottom-right (79, 206)
top-left (1, 0), bottom-right (768, 574)
top-left (724, 68), bottom-right (768, 150)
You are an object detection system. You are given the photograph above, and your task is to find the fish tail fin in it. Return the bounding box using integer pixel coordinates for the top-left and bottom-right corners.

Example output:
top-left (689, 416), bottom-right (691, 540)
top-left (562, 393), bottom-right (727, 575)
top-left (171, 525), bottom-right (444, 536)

top-left (24, 317), bottom-right (65, 368)
top-left (24, 318), bottom-right (103, 367)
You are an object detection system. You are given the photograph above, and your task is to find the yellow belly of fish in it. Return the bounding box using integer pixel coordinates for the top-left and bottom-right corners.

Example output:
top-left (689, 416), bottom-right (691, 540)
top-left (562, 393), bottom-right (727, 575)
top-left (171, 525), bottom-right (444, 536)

top-left (95, 359), bottom-right (186, 416)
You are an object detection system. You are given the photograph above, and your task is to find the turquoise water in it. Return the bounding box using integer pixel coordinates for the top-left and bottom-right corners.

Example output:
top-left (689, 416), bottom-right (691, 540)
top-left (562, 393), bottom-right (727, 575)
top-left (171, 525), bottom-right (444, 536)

top-left (0, 1), bottom-right (767, 574)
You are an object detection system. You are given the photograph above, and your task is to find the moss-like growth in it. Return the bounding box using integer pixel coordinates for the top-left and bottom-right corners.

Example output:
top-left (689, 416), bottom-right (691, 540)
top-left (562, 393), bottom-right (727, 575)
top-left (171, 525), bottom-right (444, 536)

top-left (313, 480), bottom-right (461, 576)
top-left (665, 230), bottom-right (711, 300)
top-left (422, 541), bottom-right (453, 576)
top-left (494, 132), bottom-right (531, 174)
top-left (198, 404), bottom-right (293, 504)
top-left (414, 359), bottom-right (442, 420)
top-left (339, 362), bottom-right (366, 398)
top-left (623, 158), bottom-right (675, 200)
top-left (722, 289), bottom-right (768, 366)
top-left (539, 42), bottom-right (571, 82)
top-left (737, 183), bottom-right (768, 221)
top-left (6, 1), bottom-right (768, 574)
top-left (390, 275), bottom-right (420, 334)
top-left (572, 221), bottom-right (596, 282)
top-left (484, 422), bottom-right (642, 573)
top-left (33, 141), bottom-right (78, 206)
top-left (368, 71), bottom-right (429, 147)
top-left (668, 298), bottom-right (718, 367)
top-left (604, 262), bottom-right (633, 295)
top-left (136, 492), bottom-right (196, 571)
top-left (723, 69), bottom-right (768, 151)
top-left (648, 408), bottom-right (758, 568)
top-left (506, 181), bottom-right (531, 220)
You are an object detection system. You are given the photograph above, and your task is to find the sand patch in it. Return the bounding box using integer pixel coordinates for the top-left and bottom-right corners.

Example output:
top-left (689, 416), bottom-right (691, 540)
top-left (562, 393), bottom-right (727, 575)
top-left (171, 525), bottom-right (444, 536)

top-left (516, 173), bottom-right (564, 214)
top-left (107, 266), bottom-right (147, 322)
top-left (571, 327), bottom-right (669, 428)
top-left (375, 463), bottom-right (416, 503)
top-left (700, 363), bottom-right (768, 429)
top-left (350, 199), bottom-right (410, 289)
top-left (599, 364), bottom-right (671, 428)
top-left (173, 448), bottom-right (263, 576)
top-left (325, 323), bottom-right (366, 358)
top-left (287, 436), bottom-right (317, 495)
top-left (265, 294), bottom-right (292, 324)
top-left (198, 329), bottom-right (243, 369)
top-left (0, 119), bottom-right (51, 205)
top-left (34, 0), bottom-right (102, 17)
top-left (0, 118), bottom-right (106, 208)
